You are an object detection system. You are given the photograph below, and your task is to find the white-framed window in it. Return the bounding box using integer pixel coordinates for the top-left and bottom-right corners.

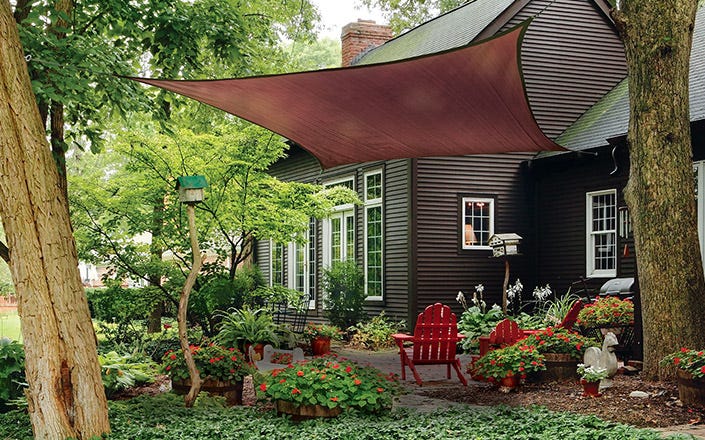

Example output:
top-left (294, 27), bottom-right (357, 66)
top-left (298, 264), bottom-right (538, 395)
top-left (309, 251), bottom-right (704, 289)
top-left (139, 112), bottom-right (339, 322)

top-left (586, 189), bottom-right (617, 277)
top-left (322, 176), bottom-right (355, 267)
top-left (461, 197), bottom-right (494, 250)
top-left (269, 241), bottom-right (285, 286)
top-left (364, 170), bottom-right (383, 300)
top-left (285, 219), bottom-right (317, 309)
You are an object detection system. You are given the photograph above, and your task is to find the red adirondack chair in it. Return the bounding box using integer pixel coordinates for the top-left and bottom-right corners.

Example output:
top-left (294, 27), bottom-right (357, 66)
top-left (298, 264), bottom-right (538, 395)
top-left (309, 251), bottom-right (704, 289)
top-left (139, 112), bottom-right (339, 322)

top-left (478, 318), bottom-right (525, 356)
top-left (392, 303), bottom-right (467, 386)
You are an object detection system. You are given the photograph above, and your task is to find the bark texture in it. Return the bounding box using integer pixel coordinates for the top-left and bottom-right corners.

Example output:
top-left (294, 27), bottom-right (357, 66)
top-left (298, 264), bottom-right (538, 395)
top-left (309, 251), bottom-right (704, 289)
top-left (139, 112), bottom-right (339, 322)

top-left (179, 204), bottom-right (204, 407)
top-left (0, 1), bottom-right (110, 437)
top-left (613, 1), bottom-right (705, 379)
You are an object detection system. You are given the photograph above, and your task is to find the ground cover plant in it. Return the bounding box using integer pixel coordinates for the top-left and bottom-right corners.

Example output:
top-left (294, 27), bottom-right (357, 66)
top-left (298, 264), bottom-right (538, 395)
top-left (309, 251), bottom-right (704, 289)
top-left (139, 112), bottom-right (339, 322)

top-left (0, 393), bottom-right (693, 439)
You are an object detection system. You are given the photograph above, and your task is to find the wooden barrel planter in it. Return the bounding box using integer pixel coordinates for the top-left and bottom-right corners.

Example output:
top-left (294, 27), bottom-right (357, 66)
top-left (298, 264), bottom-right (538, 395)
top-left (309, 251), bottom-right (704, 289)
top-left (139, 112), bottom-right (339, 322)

top-left (677, 369), bottom-right (705, 407)
top-left (275, 399), bottom-right (342, 421)
top-left (536, 353), bottom-right (580, 382)
top-left (172, 377), bottom-right (244, 406)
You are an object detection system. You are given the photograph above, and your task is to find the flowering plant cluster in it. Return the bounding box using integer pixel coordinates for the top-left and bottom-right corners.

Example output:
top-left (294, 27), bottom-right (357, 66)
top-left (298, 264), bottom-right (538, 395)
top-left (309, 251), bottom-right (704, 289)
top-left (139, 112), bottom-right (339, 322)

top-left (522, 327), bottom-right (597, 360)
top-left (577, 296), bottom-right (634, 327)
top-left (303, 322), bottom-right (342, 340)
top-left (256, 355), bottom-right (401, 413)
top-left (472, 343), bottom-right (546, 381)
top-left (577, 363), bottom-right (609, 382)
top-left (661, 348), bottom-right (705, 378)
top-left (161, 344), bottom-right (252, 382)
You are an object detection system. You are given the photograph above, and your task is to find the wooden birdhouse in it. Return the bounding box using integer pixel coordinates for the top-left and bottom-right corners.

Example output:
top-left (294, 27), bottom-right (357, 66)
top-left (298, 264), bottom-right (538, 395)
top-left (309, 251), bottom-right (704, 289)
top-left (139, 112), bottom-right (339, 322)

top-left (488, 233), bottom-right (522, 258)
top-left (176, 175), bottom-right (208, 204)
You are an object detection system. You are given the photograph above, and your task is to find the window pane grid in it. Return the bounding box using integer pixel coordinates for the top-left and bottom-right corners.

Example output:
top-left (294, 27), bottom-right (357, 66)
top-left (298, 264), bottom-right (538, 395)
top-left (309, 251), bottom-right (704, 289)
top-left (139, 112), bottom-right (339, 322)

top-left (587, 191), bottom-right (617, 275)
top-left (308, 219), bottom-right (316, 302)
top-left (462, 198), bottom-right (493, 248)
top-left (366, 205), bottom-right (383, 297)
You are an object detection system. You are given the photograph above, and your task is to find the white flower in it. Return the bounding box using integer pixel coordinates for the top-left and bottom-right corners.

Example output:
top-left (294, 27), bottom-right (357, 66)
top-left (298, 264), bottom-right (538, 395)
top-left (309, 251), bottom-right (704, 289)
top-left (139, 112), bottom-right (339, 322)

top-left (532, 284), bottom-right (552, 301)
top-left (475, 284), bottom-right (485, 294)
top-left (456, 291), bottom-right (464, 303)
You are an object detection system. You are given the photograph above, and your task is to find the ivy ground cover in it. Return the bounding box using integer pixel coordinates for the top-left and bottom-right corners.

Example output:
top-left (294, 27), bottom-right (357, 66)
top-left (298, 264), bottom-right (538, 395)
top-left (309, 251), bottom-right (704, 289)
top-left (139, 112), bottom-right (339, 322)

top-left (0, 393), bottom-right (694, 440)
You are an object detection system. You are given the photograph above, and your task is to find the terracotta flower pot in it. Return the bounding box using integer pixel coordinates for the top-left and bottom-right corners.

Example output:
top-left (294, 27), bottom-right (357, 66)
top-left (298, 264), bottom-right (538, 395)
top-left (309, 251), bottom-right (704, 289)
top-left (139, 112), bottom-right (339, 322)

top-left (677, 369), bottom-right (705, 408)
top-left (580, 379), bottom-right (601, 397)
top-left (499, 374), bottom-right (520, 390)
top-left (275, 399), bottom-right (342, 421)
top-left (311, 336), bottom-right (332, 356)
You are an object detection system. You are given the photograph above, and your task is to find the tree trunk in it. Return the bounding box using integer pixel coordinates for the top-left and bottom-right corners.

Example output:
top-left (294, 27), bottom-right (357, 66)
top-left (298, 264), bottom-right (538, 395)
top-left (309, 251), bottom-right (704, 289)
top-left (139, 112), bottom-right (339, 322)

top-left (613, 1), bottom-right (705, 379)
top-left (0, 2), bottom-right (110, 438)
top-left (179, 204), bottom-right (203, 407)
top-left (147, 195), bottom-right (165, 333)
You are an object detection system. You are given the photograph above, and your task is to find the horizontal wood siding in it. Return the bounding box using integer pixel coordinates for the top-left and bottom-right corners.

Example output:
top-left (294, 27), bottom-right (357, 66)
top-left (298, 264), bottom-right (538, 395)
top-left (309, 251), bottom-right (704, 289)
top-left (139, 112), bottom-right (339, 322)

top-left (414, 154), bottom-right (536, 318)
top-left (261, 146), bottom-right (411, 322)
top-left (532, 147), bottom-right (635, 296)
top-left (502, 0), bottom-right (627, 138)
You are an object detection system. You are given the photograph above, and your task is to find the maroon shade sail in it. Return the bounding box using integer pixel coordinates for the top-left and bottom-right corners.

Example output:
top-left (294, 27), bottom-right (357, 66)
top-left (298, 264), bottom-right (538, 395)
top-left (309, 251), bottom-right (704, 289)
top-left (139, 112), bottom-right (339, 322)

top-left (131, 23), bottom-right (565, 169)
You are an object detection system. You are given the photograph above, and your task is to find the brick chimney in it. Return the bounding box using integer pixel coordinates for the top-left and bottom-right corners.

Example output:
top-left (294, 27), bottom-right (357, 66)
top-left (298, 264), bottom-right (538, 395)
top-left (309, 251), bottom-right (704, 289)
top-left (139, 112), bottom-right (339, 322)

top-left (341, 19), bottom-right (392, 67)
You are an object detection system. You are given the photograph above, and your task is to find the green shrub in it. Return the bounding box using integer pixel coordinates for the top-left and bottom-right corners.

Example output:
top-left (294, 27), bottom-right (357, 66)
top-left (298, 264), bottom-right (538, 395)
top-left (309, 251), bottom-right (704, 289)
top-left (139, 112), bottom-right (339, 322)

top-left (349, 312), bottom-right (405, 350)
top-left (99, 351), bottom-right (157, 398)
top-left (322, 261), bottom-right (367, 330)
top-left (214, 308), bottom-right (280, 351)
top-left (87, 284), bottom-right (165, 323)
top-left (0, 338), bottom-right (25, 412)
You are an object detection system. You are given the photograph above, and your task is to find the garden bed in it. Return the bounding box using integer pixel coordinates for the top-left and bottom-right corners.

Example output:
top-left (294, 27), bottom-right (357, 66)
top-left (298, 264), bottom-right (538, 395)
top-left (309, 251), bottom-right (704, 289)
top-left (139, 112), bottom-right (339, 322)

top-left (419, 374), bottom-right (705, 428)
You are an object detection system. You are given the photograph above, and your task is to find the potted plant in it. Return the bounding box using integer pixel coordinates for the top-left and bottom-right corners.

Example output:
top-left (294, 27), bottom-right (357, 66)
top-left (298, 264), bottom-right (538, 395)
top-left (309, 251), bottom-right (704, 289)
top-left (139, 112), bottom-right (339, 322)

top-left (303, 322), bottom-right (341, 355)
top-left (522, 327), bottom-right (598, 381)
top-left (577, 296), bottom-right (634, 331)
top-left (577, 363), bottom-right (608, 397)
top-left (256, 355), bottom-right (400, 419)
top-left (472, 343), bottom-right (545, 391)
top-left (161, 344), bottom-right (252, 405)
top-left (214, 307), bottom-right (280, 359)
top-left (661, 348), bottom-right (705, 407)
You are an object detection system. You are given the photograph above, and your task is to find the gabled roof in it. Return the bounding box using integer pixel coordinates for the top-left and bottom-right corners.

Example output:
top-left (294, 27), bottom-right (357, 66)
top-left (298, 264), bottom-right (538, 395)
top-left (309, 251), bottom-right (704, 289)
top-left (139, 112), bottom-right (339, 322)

top-left (356, 0), bottom-right (517, 65)
top-left (555, 7), bottom-right (705, 152)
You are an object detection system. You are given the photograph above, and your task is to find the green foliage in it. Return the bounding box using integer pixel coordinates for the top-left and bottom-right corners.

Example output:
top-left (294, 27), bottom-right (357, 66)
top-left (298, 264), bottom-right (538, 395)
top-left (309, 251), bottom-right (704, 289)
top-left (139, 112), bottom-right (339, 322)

top-left (87, 285), bottom-right (165, 323)
top-left (521, 328), bottom-right (598, 360)
top-left (473, 343), bottom-right (546, 381)
top-left (0, 339), bottom-right (26, 412)
top-left (349, 312), bottom-right (405, 350)
top-left (99, 351), bottom-right (157, 398)
top-left (577, 363), bottom-right (609, 382)
top-left (577, 296), bottom-right (635, 328)
top-left (662, 348), bottom-right (705, 378)
top-left (214, 308), bottom-right (280, 350)
top-left (322, 261), bottom-right (367, 330)
top-left (542, 293), bottom-right (581, 327)
top-left (0, 392), bottom-right (691, 439)
top-left (256, 356), bottom-right (401, 413)
top-left (360, 0), bottom-right (466, 34)
top-left (457, 304), bottom-right (504, 353)
top-left (250, 285), bottom-right (309, 311)
top-left (302, 323), bottom-right (342, 340)
top-left (161, 345), bottom-right (251, 382)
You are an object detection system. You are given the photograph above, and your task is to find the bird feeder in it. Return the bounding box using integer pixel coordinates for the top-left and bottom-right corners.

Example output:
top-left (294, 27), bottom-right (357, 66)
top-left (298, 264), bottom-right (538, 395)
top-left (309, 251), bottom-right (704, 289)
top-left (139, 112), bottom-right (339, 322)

top-left (488, 233), bottom-right (522, 258)
top-left (176, 175), bottom-right (208, 204)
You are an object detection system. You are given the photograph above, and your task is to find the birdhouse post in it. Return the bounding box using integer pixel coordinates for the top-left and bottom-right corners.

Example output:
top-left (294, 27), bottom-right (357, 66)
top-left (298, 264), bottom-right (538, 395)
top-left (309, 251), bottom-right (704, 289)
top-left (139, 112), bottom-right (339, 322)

top-left (488, 233), bottom-right (522, 314)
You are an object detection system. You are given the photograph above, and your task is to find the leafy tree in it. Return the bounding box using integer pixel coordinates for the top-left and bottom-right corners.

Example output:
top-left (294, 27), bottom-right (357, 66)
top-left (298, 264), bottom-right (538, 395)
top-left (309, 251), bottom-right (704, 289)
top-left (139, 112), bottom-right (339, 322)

top-left (360, 0), bottom-right (465, 33)
top-left (611, 2), bottom-right (705, 378)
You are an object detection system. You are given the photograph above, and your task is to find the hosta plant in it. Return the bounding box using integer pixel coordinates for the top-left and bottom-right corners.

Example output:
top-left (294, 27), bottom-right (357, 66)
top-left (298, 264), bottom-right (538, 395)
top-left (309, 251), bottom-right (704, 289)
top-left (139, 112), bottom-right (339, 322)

top-left (661, 348), bottom-right (705, 378)
top-left (161, 344), bottom-right (252, 382)
top-left (99, 351), bottom-right (156, 397)
top-left (473, 343), bottom-right (545, 381)
top-left (256, 355), bottom-right (400, 413)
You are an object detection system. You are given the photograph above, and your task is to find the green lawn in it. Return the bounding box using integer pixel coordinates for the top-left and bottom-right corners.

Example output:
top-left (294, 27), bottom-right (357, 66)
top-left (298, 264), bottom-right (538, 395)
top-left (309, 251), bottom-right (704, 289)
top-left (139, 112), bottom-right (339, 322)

top-left (0, 309), bottom-right (21, 342)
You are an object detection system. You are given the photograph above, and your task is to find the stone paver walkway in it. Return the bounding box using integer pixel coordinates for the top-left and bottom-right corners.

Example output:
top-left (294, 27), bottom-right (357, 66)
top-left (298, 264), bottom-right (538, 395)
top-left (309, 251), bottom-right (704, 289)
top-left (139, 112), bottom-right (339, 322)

top-left (337, 346), bottom-right (705, 439)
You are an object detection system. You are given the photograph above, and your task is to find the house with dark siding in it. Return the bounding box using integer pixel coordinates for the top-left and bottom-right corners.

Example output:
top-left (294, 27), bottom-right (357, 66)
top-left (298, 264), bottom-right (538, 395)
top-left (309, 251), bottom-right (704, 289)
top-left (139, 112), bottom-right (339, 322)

top-left (254, 0), bottom-right (704, 331)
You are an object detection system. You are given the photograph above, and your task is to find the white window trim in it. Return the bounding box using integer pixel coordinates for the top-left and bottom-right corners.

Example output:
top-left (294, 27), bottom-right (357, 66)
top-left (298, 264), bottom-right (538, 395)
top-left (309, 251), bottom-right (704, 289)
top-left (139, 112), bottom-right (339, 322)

top-left (364, 169), bottom-right (383, 301)
top-left (695, 162), bottom-right (705, 269)
top-left (461, 197), bottom-right (494, 250)
top-left (322, 210), bottom-right (354, 268)
top-left (269, 240), bottom-right (283, 286)
top-left (586, 189), bottom-right (617, 278)
top-left (323, 175), bottom-right (356, 212)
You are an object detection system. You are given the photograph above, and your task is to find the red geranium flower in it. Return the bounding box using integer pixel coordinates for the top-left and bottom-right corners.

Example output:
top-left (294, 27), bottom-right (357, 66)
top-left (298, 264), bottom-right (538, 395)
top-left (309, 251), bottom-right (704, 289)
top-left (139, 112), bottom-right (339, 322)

top-left (292, 388), bottom-right (301, 394)
top-left (297, 370), bottom-right (304, 377)
top-left (259, 383), bottom-right (267, 391)
top-left (377, 387), bottom-right (384, 393)
top-left (354, 379), bottom-right (362, 386)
